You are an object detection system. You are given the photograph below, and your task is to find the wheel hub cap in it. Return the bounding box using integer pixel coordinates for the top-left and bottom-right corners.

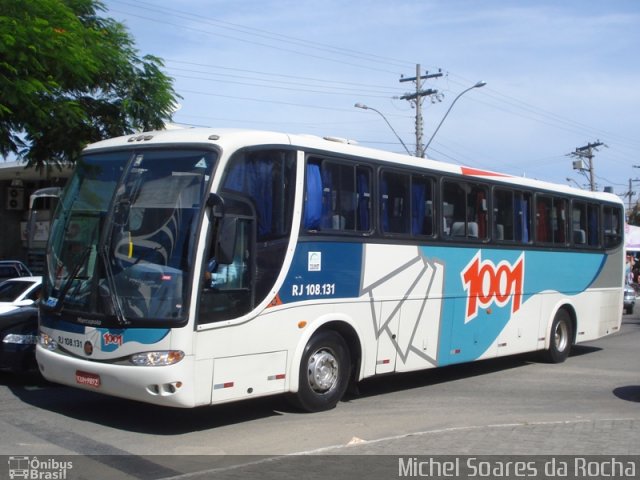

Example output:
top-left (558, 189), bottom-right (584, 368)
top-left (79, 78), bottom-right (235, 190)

top-left (308, 350), bottom-right (339, 393)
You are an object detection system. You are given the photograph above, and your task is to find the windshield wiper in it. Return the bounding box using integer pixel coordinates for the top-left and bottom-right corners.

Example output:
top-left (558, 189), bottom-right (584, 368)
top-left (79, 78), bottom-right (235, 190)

top-left (47, 246), bottom-right (92, 312)
top-left (100, 246), bottom-right (130, 326)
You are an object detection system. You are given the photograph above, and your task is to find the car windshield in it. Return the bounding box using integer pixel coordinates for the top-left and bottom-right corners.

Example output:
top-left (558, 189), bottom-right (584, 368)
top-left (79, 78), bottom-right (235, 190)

top-left (44, 148), bottom-right (216, 325)
top-left (0, 280), bottom-right (37, 302)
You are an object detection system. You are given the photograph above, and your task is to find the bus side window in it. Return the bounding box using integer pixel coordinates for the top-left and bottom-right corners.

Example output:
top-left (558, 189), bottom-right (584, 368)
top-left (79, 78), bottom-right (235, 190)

top-left (412, 175), bottom-right (434, 236)
top-left (199, 216), bottom-right (253, 323)
top-left (443, 180), bottom-right (487, 240)
top-left (442, 181), bottom-right (465, 237)
top-left (493, 189), bottom-right (513, 241)
top-left (603, 205), bottom-right (622, 248)
top-left (515, 192), bottom-right (531, 243)
top-left (536, 195), bottom-right (552, 243)
top-left (468, 183), bottom-right (488, 239)
top-left (587, 204), bottom-right (599, 246)
top-left (571, 201), bottom-right (592, 246)
top-left (356, 167), bottom-right (371, 231)
top-left (304, 158), bottom-right (371, 234)
top-left (381, 171), bottom-right (410, 235)
top-left (304, 162), bottom-right (322, 230)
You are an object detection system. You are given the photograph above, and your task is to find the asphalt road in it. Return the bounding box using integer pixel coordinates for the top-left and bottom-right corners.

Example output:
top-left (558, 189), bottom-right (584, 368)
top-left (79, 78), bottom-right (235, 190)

top-left (1, 315), bottom-right (638, 479)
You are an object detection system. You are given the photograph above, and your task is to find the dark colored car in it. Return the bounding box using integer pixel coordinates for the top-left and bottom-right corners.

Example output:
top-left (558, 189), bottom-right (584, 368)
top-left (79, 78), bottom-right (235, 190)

top-left (0, 261), bottom-right (32, 282)
top-left (0, 306), bottom-right (38, 372)
top-left (623, 285), bottom-right (635, 315)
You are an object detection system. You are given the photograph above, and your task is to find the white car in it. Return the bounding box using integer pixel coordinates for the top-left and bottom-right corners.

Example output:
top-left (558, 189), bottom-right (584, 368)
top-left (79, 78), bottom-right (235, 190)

top-left (0, 276), bottom-right (42, 315)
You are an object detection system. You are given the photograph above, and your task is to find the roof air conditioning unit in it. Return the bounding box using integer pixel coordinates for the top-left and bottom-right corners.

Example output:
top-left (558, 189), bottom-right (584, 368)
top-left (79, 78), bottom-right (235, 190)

top-left (6, 187), bottom-right (25, 210)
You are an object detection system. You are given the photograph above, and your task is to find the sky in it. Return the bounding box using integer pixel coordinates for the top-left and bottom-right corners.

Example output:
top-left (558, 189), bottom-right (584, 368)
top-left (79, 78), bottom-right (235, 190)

top-left (102, 0), bottom-right (640, 201)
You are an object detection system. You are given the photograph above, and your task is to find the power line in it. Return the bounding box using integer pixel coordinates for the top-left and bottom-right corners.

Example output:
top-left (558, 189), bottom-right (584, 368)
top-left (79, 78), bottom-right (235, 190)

top-left (165, 60), bottom-right (400, 93)
top-left (107, 2), bottom-right (412, 75)
top-left (102, 0), bottom-right (638, 174)
top-left (110, 0), bottom-right (415, 69)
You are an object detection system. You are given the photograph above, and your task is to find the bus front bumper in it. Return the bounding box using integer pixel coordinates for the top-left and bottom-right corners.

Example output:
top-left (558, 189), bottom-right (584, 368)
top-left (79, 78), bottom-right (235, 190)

top-left (36, 345), bottom-right (198, 408)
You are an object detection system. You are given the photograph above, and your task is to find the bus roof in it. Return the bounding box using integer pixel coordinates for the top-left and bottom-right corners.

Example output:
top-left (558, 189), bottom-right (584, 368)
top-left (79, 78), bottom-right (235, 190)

top-left (83, 127), bottom-right (622, 205)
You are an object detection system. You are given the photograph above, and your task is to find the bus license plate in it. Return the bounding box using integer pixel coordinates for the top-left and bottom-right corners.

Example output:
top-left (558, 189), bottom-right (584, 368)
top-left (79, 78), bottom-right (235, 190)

top-left (76, 370), bottom-right (101, 388)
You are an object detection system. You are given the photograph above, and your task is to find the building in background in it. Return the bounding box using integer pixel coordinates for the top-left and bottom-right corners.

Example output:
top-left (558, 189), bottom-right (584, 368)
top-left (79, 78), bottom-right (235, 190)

top-left (0, 161), bottom-right (71, 271)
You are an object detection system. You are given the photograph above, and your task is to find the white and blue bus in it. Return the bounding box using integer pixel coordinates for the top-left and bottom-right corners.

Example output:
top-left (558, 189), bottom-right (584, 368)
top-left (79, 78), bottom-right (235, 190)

top-left (36, 128), bottom-right (624, 411)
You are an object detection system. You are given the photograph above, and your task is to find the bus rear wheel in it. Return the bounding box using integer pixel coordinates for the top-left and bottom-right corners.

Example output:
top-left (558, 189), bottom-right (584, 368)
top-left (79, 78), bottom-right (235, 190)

top-left (293, 330), bottom-right (350, 412)
top-left (543, 309), bottom-right (573, 363)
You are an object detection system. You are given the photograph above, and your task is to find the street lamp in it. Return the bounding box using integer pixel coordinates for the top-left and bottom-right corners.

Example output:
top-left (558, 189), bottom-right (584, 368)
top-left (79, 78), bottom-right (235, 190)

top-left (566, 177), bottom-right (582, 189)
top-left (424, 81), bottom-right (486, 153)
top-left (354, 103), bottom-right (411, 155)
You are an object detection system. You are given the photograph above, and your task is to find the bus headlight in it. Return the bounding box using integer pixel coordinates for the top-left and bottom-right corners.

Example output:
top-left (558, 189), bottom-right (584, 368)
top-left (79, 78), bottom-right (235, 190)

top-left (130, 350), bottom-right (184, 366)
top-left (38, 332), bottom-right (59, 351)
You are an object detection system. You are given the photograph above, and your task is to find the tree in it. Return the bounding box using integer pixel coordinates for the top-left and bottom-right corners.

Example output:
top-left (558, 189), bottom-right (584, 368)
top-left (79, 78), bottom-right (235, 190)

top-left (0, 0), bottom-right (180, 170)
top-left (629, 203), bottom-right (640, 227)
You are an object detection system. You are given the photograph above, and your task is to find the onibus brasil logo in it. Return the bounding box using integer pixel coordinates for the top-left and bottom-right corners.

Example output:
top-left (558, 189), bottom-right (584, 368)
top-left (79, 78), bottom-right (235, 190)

top-left (8, 456), bottom-right (72, 479)
top-left (461, 251), bottom-right (525, 323)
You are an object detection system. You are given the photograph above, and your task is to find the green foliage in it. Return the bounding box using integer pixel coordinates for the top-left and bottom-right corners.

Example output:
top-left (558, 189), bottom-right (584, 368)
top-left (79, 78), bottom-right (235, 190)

top-left (629, 204), bottom-right (640, 227)
top-left (0, 0), bottom-right (179, 169)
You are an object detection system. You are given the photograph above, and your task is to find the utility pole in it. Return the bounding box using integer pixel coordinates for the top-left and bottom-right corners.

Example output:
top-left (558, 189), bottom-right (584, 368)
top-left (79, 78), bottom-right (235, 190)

top-left (624, 178), bottom-right (640, 223)
top-left (568, 141), bottom-right (606, 192)
top-left (630, 166), bottom-right (640, 216)
top-left (399, 64), bottom-right (443, 158)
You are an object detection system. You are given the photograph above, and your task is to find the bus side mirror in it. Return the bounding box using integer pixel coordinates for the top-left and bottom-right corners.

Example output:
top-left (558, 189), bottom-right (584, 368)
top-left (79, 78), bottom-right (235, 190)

top-left (207, 193), bottom-right (225, 218)
top-left (216, 216), bottom-right (237, 265)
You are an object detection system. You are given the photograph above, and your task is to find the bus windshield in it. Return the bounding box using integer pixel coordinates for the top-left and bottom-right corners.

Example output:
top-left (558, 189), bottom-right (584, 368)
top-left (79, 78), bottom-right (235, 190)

top-left (44, 148), bottom-right (216, 325)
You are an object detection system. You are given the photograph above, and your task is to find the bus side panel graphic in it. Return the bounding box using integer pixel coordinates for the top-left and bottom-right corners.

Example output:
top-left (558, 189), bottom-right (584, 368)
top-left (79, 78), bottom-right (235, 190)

top-left (279, 242), bottom-right (607, 368)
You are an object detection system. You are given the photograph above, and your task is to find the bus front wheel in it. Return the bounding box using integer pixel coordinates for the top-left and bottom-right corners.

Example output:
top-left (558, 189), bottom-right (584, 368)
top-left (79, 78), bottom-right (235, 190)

top-left (543, 309), bottom-right (573, 363)
top-left (293, 330), bottom-right (350, 412)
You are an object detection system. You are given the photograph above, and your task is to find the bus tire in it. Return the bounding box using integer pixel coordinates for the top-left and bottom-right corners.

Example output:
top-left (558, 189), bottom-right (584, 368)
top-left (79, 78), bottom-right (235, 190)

top-left (543, 308), bottom-right (572, 363)
top-left (293, 330), bottom-right (350, 412)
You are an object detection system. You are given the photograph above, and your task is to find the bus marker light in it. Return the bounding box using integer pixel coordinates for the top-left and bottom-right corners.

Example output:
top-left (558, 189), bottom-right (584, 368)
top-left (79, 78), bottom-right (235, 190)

top-left (297, 321), bottom-right (307, 329)
top-left (268, 374), bottom-right (286, 381)
top-left (376, 359), bottom-right (390, 365)
top-left (214, 382), bottom-right (234, 390)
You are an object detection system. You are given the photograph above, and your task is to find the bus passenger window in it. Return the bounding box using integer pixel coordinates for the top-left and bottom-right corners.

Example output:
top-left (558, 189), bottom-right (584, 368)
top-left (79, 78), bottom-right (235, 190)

top-left (587, 204), bottom-right (599, 246)
top-left (553, 198), bottom-right (568, 244)
top-left (536, 196), bottom-right (552, 243)
top-left (572, 201), bottom-right (589, 246)
top-left (411, 175), bottom-right (434, 236)
top-left (356, 166), bottom-right (371, 231)
top-left (493, 189), bottom-right (514, 241)
top-left (468, 183), bottom-right (488, 239)
top-left (442, 181), bottom-right (465, 237)
top-left (603, 205), bottom-right (622, 248)
top-left (515, 192), bottom-right (532, 243)
top-left (304, 159), bottom-right (371, 234)
top-left (442, 180), bottom-right (487, 240)
top-left (381, 171), bottom-right (410, 234)
top-left (536, 195), bottom-right (568, 245)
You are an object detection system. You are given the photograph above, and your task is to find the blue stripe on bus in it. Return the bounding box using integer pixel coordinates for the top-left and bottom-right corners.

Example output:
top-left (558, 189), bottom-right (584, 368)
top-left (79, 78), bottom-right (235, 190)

top-left (40, 314), bottom-right (170, 350)
top-left (98, 328), bottom-right (170, 352)
top-left (40, 315), bottom-right (85, 334)
top-left (279, 242), bottom-right (363, 303)
top-left (279, 242), bottom-right (607, 364)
